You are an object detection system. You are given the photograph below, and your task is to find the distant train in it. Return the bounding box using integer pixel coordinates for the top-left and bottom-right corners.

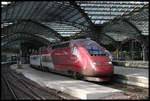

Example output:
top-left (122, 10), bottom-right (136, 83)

top-left (30, 39), bottom-right (114, 82)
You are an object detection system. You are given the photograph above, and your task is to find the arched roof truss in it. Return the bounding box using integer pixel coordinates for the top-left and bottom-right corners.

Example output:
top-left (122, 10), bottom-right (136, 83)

top-left (1, 1), bottom-right (93, 39)
top-left (77, 1), bottom-right (148, 24)
top-left (2, 32), bottom-right (51, 47)
top-left (2, 20), bottom-right (61, 40)
top-left (1, 1), bottom-right (149, 50)
top-left (101, 3), bottom-right (149, 42)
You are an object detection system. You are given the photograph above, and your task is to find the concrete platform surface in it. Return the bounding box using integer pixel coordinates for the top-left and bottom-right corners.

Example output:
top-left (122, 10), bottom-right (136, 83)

top-left (112, 60), bottom-right (148, 68)
top-left (114, 66), bottom-right (149, 88)
top-left (10, 64), bottom-right (123, 99)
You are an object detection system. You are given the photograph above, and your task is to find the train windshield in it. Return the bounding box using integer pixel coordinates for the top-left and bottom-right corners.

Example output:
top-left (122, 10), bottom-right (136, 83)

top-left (85, 46), bottom-right (105, 55)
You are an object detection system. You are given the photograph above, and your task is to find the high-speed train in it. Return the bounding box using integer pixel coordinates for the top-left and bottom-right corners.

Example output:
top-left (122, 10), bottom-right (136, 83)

top-left (30, 39), bottom-right (114, 82)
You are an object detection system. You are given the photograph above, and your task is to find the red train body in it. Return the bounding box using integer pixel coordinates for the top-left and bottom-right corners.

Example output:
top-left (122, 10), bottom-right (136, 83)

top-left (30, 39), bottom-right (114, 82)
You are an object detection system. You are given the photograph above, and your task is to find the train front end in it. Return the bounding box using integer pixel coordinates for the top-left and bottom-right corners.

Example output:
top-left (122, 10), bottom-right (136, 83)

top-left (77, 40), bottom-right (114, 82)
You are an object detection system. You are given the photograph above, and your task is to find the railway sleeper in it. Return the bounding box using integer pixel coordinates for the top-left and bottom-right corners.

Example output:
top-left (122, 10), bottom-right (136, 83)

top-left (10, 71), bottom-right (64, 99)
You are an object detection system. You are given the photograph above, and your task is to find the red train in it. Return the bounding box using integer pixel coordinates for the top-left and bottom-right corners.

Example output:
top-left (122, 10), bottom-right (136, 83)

top-left (30, 39), bottom-right (114, 82)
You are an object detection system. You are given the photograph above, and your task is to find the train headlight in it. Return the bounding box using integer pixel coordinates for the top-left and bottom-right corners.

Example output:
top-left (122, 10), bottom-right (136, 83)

top-left (93, 62), bottom-right (100, 65)
top-left (107, 61), bottom-right (112, 64)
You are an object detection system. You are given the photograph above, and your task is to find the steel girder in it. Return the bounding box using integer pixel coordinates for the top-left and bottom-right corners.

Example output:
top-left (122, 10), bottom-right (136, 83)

top-left (121, 34), bottom-right (148, 46)
top-left (75, 1), bottom-right (148, 46)
top-left (102, 19), bottom-right (141, 35)
top-left (77, 1), bottom-right (148, 24)
top-left (1, 1), bottom-right (148, 49)
top-left (2, 20), bottom-right (62, 39)
top-left (2, 32), bottom-right (51, 47)
top-left (70, 1), bottom-right (95, 38)
top-left (1, 1), bottom-right (93, 39)
top-left (102, 3), bottom-right (149, 44)
top-left (2, 39), bottom-right (44, 49)
top-left (1, 1), bottom-right (90, 50)
top-left (2, 39), bottom-right (44, 54)
top-left (125, 4), bottom-right (149, 36)
top-left (41, 22), bottom-right (82, 37)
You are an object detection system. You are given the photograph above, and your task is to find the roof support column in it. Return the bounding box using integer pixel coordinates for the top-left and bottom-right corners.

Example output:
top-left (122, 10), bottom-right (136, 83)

top-left (17, 42), bottom-right (22, 68)
top-left (141, 38), bottom-right (149, 61)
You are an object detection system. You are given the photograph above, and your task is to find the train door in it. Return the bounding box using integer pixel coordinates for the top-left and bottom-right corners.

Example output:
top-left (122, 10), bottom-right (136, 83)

top-left (41, 48), bottom-right (55, 71)
top-left (46, 48), bottom-right (55, 70)
top-left (39, 48), bottom-right (44, 71)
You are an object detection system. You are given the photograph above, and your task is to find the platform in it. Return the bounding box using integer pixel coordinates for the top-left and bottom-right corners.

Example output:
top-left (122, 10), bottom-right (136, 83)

top-left (10, 64), bottom-right (124, 99)
top-left (112, 60), bottom-right (148, 69)
top-left (113, 66), bottom-right (149, 88)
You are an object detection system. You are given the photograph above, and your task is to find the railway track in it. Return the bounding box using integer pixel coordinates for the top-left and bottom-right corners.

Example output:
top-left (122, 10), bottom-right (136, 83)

top-left (108, 82), bottom-right (148, 99)
top-left (90, 80), bottom-right (148, 99)
top-left (1, 63), bottom-right (148, 100)
top-left (1, 64), bottom-right (76, 100)
top-left (1, 75), bottom-right (18, 100)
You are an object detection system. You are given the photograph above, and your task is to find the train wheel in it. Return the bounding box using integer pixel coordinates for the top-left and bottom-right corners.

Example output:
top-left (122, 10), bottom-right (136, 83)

top-left (72, 72), bottom-right (78, 79)
top-left (72, 72), bottom-right (83, 80)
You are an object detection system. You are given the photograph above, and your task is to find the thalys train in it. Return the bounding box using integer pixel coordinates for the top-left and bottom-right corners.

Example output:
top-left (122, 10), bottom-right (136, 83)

top-left (30, 39), bottom-right (114, 82)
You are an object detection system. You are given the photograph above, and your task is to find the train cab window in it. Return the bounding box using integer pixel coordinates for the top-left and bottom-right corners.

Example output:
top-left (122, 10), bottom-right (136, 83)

top-left (85, 46), bottom-right (105, 56)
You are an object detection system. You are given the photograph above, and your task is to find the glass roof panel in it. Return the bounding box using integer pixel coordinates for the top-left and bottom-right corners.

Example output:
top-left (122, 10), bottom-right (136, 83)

top-left (77, 1), bottom-right (148, 24)
top-left (42, 22), bottom-right (81, 37)
top-left (1, 1), bottom-right (11, 8)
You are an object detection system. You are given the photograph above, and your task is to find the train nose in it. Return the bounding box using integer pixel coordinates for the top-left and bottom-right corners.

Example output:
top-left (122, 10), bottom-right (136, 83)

top-left (93, 62), bottom-right (114, 75)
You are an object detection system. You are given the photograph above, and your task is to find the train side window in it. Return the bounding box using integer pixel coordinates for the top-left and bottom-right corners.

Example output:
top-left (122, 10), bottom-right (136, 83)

top-left (73, 47), bottom-right (78, 55)
top-left (46, 56), bottom-right (52, 62)
top-left (42, 56), bottom-right (52, 62)
top-left (32, 56), bottom-right (37, 60)
top-left (42, 56), bottom-right (45, 61)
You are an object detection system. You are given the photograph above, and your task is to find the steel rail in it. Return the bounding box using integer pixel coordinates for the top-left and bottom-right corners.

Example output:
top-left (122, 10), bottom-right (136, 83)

top-left (1, 64), bottom-right (41, 100)
top-left (2, 75), bottom-right (18, 99)
top-left (7, 79), bottom-right (41, 100)
top-left (7, 72), bottom-right (46, 100)
top-left (10, 71), bottom-right (64, 99)
top-left (6, 74), bottom-right (41, 100)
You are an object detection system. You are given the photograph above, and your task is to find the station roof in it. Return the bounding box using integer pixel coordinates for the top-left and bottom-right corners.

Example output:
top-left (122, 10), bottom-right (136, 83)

top-left (1, 1), bottom-right (149, 50)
